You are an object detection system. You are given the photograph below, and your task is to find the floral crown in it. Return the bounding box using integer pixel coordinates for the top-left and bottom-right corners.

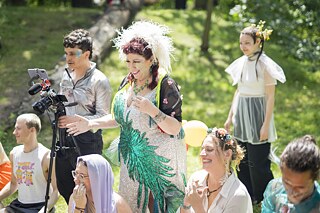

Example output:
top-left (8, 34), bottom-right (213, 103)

top-left (207, 128), bottom-right (234, 147)
top-left (251, 20), bottom-right (273, 41)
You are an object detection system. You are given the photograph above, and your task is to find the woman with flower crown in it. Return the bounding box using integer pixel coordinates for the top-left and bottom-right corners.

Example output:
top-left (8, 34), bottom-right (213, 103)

top-left (224, 21), bottom-right (286, 205)
top-left (178, 128), bottom-right (252, 213)
top-left (66, 21), bottom-right (186, 213)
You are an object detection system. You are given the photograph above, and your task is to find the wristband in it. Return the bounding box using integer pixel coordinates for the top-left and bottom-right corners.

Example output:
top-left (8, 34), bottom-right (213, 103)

top-left (153, 110), bottom-right (166, 123)
top-left (75, 206), bottom-right (85, 213)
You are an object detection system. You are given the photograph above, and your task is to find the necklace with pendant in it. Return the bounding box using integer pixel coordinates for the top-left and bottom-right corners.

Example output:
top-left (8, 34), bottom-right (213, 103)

top-left (206, 184), bottom-right (223, 197)
top-left (206, 175), bottom-right (224, 197)
top-left (133, 79), bottom-right (149, 95)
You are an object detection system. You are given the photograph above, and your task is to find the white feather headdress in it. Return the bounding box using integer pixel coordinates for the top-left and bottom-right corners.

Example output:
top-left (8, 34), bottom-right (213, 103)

top-left (113, 20), bottom-right (174, 73)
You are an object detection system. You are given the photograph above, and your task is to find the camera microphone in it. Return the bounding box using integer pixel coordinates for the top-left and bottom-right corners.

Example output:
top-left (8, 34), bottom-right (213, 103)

top-left (28, 83), bottom-right (42, 95)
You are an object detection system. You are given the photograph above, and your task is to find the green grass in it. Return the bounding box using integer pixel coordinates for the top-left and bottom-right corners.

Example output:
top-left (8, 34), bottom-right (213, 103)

top-left (101, 8), bottom-right (320, 213)
top-left (1, 4), bottom-right (320, 213)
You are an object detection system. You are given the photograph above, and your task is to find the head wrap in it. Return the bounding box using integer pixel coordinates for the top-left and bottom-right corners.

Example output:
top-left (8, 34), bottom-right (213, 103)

top-left (113, 20), bottom-right (174, 73)
top-left (77, 154), bottom-right (116, 213)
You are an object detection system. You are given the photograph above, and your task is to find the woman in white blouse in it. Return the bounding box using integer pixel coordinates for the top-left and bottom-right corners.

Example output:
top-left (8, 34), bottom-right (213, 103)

top-left (179, 128), bottom-right (253, 213)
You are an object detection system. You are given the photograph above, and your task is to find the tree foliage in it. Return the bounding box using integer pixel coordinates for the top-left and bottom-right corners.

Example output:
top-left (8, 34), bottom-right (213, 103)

top-left (2, 0), bottom-right (96, 7)
top-left (218, 0), bottom-right (320, 71)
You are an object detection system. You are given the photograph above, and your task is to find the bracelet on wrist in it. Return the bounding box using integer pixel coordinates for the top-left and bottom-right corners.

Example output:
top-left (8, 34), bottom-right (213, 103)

top-left (181, 204), bottom-right (191, 210)
top-left (75, 206), bottom-right (85, 213)
top-left (153, 110), bottom-right (166, 123)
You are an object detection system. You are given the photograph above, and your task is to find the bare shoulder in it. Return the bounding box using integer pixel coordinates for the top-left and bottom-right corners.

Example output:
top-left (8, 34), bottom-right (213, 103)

top-left (39, 144), bottom-right (51, 169)
top-left (9, 149), bottom-right (14, 160)
top-left (114, 192), bottom-right (132, 213)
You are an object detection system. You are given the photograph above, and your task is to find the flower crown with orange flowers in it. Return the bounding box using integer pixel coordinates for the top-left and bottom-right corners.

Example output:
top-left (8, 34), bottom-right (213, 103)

top-left (251, 20), bottom-right (273, 41)
top-left (207, 128), bottom-right (234, 147)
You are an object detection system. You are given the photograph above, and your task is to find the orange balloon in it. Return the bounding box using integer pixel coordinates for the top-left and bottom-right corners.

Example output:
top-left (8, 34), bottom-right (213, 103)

top-left (183, 120), bottom-right (208, 147)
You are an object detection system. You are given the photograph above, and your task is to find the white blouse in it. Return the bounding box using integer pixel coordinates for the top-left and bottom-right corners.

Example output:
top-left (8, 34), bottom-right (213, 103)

top-left (226, 54), bottom-right (286, 96)
top-left (178, 170), bottom-right (253, 213)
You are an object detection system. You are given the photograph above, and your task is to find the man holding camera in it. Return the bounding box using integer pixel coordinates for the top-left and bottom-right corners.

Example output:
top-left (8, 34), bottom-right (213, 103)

top-left (0, 113), bottom-right (59, 213)
top-left (56, 29), bottom-right (112, 203)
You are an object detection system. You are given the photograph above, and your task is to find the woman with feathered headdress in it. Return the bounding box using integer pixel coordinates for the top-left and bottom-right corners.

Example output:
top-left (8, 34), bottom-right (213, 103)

top-left (66, 21), bottom-right (187, 213)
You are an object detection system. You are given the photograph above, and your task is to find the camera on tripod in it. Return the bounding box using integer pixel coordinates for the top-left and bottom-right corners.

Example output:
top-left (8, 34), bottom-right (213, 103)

top-left (28, 68), bottom-right (68, 114)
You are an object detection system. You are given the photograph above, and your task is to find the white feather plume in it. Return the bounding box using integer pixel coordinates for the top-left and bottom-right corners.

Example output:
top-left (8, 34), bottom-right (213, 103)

top-left (113, 20), bottom-right (174, 73)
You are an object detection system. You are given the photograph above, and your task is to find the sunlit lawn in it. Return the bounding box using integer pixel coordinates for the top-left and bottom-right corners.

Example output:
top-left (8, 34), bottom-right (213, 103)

top-left (100, 8), bottom-right (319, 213)
top-left (1, 4), bottom-right (319, 213)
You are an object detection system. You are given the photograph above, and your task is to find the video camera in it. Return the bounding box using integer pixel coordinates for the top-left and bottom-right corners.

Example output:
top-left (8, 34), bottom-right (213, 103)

top-left (28, 68), bottom-right (68, 114)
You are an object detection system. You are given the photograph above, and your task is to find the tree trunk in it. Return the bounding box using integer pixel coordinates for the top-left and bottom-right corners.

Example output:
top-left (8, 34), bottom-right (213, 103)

top-left (5, 0), bottom-right (27, 5)
top-left (201, 0), bottom-right (213, 52)
top-left (38, 0), bottom-right (44, 6)
top-left (71, 0), bottom-right (93, 7)
top-left (194, 0), bottom-right (218, 10)
top-left (175, 0), bottom-right (186, 9)
top-left (194, 0), bottom-right (206, 10)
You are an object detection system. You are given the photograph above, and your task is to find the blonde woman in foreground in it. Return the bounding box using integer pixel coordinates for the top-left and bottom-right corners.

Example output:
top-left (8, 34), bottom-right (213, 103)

top-left (178, 128), bottom-right (252, 213)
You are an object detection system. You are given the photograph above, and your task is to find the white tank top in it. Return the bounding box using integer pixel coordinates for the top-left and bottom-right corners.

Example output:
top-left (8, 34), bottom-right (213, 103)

top-left (12, 143), bottom-right (50, 203)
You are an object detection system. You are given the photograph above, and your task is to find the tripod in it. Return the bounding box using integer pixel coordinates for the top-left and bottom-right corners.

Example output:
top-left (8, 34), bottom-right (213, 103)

top-left (27, 68), bottom-right (80, 211)
top-left (43, 102), bottom-right (81, 212)
top-left (43, 103), bottom-right (65, 212)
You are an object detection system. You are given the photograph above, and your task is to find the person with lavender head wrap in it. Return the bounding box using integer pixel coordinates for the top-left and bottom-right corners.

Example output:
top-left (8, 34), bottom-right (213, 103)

top-left (68, 154), bottom-right (131, 213)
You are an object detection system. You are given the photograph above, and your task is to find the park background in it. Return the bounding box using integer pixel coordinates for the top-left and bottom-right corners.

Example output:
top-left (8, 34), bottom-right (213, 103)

top-left (0, 0), bottom-right (319, 212)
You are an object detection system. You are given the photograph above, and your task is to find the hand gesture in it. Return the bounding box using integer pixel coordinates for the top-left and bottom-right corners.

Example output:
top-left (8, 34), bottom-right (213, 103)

top-left (72, 183), bottom-right (87, 209)
top-left (132, 95), bottom-right (154, 115)
top-left (184, 180), bottom-right (207, 212)
top-left (58, 115), bottom-right (80, 128)
top-left (66, 115), bottom-right (90, 136)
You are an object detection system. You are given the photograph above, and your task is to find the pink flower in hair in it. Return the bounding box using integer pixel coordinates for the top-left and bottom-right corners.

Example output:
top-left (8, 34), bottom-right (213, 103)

top-left (163, 98), bottom-right (168, 104)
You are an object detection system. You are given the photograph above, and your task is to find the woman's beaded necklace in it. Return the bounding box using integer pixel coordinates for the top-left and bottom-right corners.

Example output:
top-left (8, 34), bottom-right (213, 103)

top-left (133, 79), bottom-right (149, 95)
